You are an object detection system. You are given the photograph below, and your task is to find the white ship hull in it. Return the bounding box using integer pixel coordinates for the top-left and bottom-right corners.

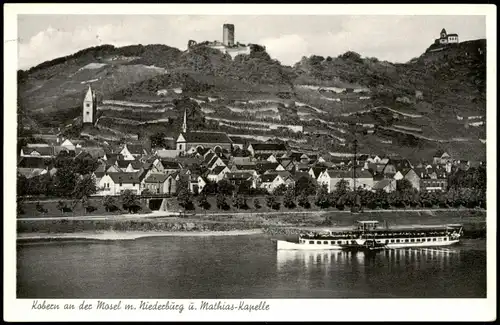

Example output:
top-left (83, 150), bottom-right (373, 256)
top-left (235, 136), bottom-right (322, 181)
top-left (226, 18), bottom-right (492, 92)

top-left (277, 240), bottom-right (343, 251)
top-left (276, 239), bottom-right (460, 251)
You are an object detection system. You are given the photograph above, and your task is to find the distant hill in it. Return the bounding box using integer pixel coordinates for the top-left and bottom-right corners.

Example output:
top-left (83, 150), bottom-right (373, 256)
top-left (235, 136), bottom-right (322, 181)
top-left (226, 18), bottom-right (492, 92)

top-left (17, 39), bottom-right (487, 161)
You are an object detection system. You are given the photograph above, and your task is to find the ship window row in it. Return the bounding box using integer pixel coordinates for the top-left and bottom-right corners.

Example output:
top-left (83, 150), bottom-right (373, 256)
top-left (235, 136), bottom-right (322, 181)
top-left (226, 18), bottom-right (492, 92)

top-left (302, 237), bottom-right (448, 245)
top-left (304, 240), bottom-right (349, 245)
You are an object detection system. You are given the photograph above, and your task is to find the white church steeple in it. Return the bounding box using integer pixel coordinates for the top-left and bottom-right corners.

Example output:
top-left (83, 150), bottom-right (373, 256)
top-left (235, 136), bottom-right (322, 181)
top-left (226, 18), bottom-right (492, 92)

top-left (82, 85), bottom-right (97, 125)
top-left (182, 108), bottom-right (187, 133)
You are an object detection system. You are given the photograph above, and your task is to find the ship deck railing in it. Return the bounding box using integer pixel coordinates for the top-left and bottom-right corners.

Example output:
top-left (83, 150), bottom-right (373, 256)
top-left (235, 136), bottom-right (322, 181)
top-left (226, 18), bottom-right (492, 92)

top-left (300, 231), bottom-right (456, 240)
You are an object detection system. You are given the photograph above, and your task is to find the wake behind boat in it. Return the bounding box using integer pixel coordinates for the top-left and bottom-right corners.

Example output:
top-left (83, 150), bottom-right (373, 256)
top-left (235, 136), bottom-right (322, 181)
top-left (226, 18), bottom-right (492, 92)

top-left (276, 220), bottom-right (463, 251)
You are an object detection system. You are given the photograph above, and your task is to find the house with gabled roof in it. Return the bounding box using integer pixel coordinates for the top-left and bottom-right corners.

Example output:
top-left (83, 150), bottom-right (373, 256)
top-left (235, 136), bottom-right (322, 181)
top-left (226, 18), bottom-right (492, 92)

top-left (277, 158), bottom-right (294, 171)
top-left (141, 173), bottom-right (177, 195)
top-left (393, 168), bottom-right (420, 191)
top-left (20, 146), bottom-right (55, 158)
top-left (206, 154), bottom-right (227, 171)
top-left (224, 172), bottom-right (256, 189)
top-left (415, 165), bottom-right (448, 192)
top-left (433, 150), bottom-right (452, 165)
top-left (255, 162), bottom-right (284, 174)
top-left (258, 173), bottom-right (288, 193)
top-left (151, 159), bottom-right (182, 174)
top-left (98, 172), bottom-right (142, 195)
top-left (382, 158), bottom-right (413, 179)
top-left (188, 174), bottom-right (207, 194)
top-left (120, 144), bottom-right (149, 161)
top-left (309, 166), bottom-right (327, 179)
top-left (206, 165), bottom-right (231, 183)
top-left (317, 169), bottom-right (374, 193)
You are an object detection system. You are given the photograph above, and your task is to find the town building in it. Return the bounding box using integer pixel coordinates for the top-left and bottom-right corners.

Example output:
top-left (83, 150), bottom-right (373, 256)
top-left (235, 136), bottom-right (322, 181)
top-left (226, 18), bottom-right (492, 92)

top-left (317, 169), bottom-right (374, 193)
top-left (435, 28), bottom-right (459, 45)
top-left (98, 172), bottom-right (142, 195)
top-left (82, 85), bottom-right (98, 124)
top-left (176, 110), bottom-right (233, 154)
top-left (247, 143), bottom-right (288, 157)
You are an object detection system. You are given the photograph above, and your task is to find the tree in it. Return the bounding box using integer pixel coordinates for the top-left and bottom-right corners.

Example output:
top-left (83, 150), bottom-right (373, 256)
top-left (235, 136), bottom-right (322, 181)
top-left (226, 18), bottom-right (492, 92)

top-left (150, 132), bottom-right (168, 149)
top-left (253, 198), bottom-right (261, 209)
top-left (56, 200), bottom-right (67, 213)
top-left (52, 164), bottom-right (78, 197)
top-left (35, 201), bottom-right (48, 213)
top-left (141, 188), bottom-right (153, 196)
top-left (266, 194), bottom-right (280, 210)
top-left (177, 187), bottom-right (193, 210)
top-left (295, 176), bottom-right (317, 196)
top-left (283, 186), bottom-right (296, 209)
top-left (335, 179), bottom-right (350, 196)
top-left (73, 156), bottom-right (98, 175)
top-left (121, 190), bottom-right (141, 213)
top-left (233, 195), bottom-right (247, 209)
top-left (298, 192), bottom-right (310, 209)
top-left (236, 180), bottom-right (252, 194)
top-left (217, 179), bottom-right (235, 196)
top-left (17, 174), bottom-right (28, 196)
top-left (216, 193), bottom-right (229, 210)
top-left (197, 192), bottom-right (210, 210)
top-left (175, 177), bottom-right (189, 196)
top-left (103, 195), bottom-right (119, 212)
top-left (396, 179), bottom-right (415, 193)
top-left (202, 181), bottom-right (218, 195)
top-left (315, 184), bottom-right (330, 208)
top-left (72, 175), bottom-right (97, 199)
top-left (273, 183), bottom-right (288, 196)
top-left (16, 198), bottom-right (25, 215)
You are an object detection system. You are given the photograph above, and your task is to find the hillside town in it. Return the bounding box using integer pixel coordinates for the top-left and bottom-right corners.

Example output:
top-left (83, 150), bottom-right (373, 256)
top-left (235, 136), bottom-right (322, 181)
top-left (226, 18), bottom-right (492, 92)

top-left (17, 84), bottom-right (486, 215)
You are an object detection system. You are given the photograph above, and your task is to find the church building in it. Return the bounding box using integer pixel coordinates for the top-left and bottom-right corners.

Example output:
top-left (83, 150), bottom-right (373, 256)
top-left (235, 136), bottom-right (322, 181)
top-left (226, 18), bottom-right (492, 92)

top-left (176, 109), bottom-right (233, 155)
top-left (435, 28), bottom-right (459, 45)
top-left (82, 85), bottom-right (97, 124)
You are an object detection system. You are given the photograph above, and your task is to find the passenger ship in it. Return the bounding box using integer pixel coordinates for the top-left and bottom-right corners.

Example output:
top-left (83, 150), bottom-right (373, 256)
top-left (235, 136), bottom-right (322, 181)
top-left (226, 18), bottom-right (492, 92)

top-left (276, 221), bottom-right (463, 251)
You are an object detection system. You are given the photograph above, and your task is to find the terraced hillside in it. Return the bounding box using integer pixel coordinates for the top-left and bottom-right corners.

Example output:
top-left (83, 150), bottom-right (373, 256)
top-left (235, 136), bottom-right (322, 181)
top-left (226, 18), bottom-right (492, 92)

top-left (17, 40), bottom-right (486, 161)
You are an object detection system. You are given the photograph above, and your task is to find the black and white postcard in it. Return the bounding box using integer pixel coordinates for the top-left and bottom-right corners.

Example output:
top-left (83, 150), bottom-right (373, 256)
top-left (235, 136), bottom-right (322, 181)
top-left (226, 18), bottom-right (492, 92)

top-left (4, 3), bottom-right (497, 322)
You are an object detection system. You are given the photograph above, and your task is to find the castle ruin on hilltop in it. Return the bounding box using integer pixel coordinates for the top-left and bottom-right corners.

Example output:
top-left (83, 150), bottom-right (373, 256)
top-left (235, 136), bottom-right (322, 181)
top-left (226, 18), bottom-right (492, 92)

top-left (187, 24), bottom-right (264, 58)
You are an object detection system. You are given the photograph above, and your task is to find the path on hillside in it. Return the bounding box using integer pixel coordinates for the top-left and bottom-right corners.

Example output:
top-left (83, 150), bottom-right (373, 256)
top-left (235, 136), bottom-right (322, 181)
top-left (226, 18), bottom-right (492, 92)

top-left (378, 126), bottom-right (474, 143)
top-left (17, 208), bottom-right (486, 221)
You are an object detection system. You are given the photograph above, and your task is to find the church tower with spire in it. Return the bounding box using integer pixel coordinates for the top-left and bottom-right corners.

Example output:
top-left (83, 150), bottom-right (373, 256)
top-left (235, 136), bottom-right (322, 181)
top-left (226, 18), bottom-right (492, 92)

top-left (182, 108), bottom-right (187, 133)
top-left (82, 85), bottom-right (97, 124)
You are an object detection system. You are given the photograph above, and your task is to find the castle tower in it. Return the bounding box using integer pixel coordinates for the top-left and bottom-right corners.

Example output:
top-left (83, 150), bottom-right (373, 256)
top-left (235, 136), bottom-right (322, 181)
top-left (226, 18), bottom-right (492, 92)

top-left (82, 85), bottom-right (97, 124)
top-left (223, 24), bottom-right (235, 47)
top-left (182, 108), bottom-right (187, 133)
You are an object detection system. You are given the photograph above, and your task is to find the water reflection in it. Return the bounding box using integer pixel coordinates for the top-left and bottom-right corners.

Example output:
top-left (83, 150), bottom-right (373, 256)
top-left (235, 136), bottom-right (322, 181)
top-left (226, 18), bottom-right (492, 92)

top-left (277, 247), bottom-right (460, 276)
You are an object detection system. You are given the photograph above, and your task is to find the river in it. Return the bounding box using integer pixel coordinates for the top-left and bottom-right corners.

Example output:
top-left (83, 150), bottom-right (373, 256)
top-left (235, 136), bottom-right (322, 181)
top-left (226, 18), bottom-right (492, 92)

top-left (17, 234), bottom-right (486, 298)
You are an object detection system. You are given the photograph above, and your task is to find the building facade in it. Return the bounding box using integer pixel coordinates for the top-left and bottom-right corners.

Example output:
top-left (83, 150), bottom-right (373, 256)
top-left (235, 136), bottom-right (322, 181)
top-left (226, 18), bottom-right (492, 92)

top-left (82, 85), bottom-right (98, 124)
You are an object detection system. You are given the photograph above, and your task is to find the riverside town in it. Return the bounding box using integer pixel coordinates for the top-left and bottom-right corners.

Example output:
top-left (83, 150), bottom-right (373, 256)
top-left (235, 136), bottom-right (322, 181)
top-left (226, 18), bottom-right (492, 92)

top-left (16, 18), bottom-right (487, 301)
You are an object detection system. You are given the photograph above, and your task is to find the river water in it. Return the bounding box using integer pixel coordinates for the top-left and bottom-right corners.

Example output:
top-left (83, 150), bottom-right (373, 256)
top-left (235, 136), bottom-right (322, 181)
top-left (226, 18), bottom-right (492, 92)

top-left (17, 234), bottom-right (486, 298)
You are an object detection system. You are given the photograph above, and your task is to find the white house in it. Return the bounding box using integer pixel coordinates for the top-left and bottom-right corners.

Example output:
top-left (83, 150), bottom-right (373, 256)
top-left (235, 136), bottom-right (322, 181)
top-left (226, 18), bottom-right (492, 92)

top-left (120, 144), bottom-right (148, 161)
top-left (259, 174), bottom-right (287, 193)
top-left (207, 166), bottom-right (231, 183)
top-left (98, 172), bottom-right (141, 196)
top-left (317, 169), bottom-right (374, 193)
top-left (189, 175), bottom-right (207, 194)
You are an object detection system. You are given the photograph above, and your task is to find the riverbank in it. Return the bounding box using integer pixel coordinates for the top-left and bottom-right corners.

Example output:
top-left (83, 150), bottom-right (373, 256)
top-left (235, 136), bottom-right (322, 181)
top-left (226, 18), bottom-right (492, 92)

top-left (17, 209), bottom-right (486, 240)
top-left (17, 229), bottom-right (264, 242)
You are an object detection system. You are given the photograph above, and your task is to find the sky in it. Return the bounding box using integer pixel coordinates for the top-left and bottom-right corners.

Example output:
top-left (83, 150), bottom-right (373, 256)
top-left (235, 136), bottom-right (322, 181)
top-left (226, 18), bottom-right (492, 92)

top-left (17, 15), bottom-right (486, 69)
